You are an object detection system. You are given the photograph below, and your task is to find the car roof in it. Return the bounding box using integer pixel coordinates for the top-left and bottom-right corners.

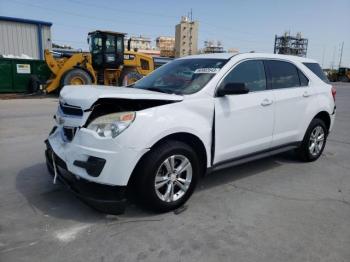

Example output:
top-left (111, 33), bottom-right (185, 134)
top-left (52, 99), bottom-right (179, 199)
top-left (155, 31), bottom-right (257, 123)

top-left (180, 52), bottom-right (318, 63)
top-left (179, 53), bottom-right (236, 60)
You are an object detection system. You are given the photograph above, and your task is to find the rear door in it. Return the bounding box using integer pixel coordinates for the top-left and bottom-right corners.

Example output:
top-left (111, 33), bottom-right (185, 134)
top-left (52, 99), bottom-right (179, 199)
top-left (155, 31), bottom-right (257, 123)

top-left (265, 60), bottom-right (312, 147)
top-left (214, 60), bottom-right (275, 163)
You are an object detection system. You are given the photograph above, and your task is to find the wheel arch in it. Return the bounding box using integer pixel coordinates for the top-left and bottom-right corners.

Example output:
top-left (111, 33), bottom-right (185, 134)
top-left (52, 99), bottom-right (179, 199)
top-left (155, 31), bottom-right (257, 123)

top-left (127, 132), bottom-right (208, 189)
top-left (313, 111), bottom-right (331, 132)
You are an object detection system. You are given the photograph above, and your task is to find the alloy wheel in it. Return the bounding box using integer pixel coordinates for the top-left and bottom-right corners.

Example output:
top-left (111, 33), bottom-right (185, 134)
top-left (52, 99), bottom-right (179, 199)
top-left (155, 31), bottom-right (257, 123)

top-left (154, 155), bottom-right (192, 203)
top-left (309, 125), bottom-right (325, 157)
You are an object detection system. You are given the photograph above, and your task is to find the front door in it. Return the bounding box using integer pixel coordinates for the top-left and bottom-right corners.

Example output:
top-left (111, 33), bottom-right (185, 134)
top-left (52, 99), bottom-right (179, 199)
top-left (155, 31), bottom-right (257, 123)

top-left (214, 60), bottom-right (275, 164)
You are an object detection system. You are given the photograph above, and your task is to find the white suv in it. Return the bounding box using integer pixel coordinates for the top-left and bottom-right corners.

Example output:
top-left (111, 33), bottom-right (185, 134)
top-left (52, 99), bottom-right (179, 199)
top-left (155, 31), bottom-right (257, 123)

top-left (45, 53), bottom-right (336, 214)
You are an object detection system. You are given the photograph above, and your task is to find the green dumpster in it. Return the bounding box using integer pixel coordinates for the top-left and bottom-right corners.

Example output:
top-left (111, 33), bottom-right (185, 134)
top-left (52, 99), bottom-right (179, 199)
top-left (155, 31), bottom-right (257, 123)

top-left (0, 58), bottom-right (51, 93)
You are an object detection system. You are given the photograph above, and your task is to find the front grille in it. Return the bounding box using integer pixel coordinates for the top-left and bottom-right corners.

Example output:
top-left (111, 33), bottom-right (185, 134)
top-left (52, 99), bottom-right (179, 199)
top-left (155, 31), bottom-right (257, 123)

top-left (63, 127), bottom-right (77, 141)
top-left (60, 102), bottom-right (83, 117)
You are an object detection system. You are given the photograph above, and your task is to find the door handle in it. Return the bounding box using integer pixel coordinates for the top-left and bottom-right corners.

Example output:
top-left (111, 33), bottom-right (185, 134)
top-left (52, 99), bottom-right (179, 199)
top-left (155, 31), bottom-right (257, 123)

top-left (261, 98), bottom-right (273, 106)
top-left (303, 91), bottom-right (310, 97)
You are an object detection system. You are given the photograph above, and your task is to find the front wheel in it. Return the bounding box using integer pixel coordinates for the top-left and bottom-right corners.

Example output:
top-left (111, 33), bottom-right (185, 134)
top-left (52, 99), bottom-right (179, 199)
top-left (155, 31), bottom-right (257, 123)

top-left (119, 68), bottom-right (143, 86)
top-left (339, 75), bottom-right (350, 82)
top-left (296, 118), bottom-right (328, 162)
top-left (134, 140), bottom-right (200, 212)
top-left (61, 68), bottom-right (92, 86)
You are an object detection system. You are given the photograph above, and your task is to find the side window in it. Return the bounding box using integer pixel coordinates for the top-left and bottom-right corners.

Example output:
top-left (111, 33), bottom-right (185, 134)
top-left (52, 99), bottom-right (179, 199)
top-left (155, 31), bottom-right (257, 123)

top-left (298, 69), bottom-right (309, 86)
top-left (141, 59), bottom-right (150, 70)
top-left (221, 60), bottom-right (266, 92)
top-left (266, 60), bottom-right (300, 89)
top-left (105, 35), bottom-right (116, 53)
top-left (303, 62), bottom-right (329, 83)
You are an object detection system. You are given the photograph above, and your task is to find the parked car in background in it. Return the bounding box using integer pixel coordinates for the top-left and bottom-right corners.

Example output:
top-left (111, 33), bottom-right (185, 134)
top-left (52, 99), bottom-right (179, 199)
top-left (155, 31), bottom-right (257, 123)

top-left (45, 53), bottom-right (336, 214)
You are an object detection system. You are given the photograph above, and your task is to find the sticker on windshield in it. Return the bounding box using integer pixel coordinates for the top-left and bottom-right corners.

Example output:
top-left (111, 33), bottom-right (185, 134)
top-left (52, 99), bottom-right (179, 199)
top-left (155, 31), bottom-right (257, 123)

top-left (194, 68), bottom-right (220, 74)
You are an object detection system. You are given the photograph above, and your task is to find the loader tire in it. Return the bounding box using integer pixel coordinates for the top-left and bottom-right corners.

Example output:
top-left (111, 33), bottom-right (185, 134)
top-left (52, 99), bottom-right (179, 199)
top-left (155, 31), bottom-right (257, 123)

top-left (119, 68), bottom-right (143, 86)
top-left (339, 75), bottom-right (350, 82)
top-left (61, 68), bottom-right (92, 87)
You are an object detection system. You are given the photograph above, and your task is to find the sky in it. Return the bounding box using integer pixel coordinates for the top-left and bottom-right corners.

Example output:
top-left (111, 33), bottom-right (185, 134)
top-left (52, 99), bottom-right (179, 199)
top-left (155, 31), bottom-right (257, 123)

top-left (1, 0), bottom-right (349, 68)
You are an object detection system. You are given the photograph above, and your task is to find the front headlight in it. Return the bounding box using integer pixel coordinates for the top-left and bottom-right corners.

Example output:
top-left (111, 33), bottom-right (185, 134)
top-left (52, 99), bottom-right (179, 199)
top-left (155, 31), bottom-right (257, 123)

top-left (87, 112), bottom-right (135, 138)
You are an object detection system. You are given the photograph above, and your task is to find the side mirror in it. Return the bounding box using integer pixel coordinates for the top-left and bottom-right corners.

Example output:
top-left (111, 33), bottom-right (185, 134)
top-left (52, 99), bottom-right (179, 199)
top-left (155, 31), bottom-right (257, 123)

top-left (217, 82), bottom-right (249, 97)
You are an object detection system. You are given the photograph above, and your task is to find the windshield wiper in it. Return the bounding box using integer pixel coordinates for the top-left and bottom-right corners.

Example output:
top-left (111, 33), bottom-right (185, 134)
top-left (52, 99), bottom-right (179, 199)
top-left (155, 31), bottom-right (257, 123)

top-left (145, 87), bottom-right (166, 93)
top-left (133, 86), bottom-right (182, 95)
top-left (145, 87), bottom-right (174, 94)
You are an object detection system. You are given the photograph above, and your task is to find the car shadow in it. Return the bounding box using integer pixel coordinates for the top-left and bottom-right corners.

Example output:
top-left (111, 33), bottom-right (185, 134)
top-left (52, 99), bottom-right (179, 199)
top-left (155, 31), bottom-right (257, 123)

top-left (199, 155), bottom-right (280, 191)
top-left (16, 151), bottom-right (300, 221)
top-left (16, 163), bottom-right (158, 223)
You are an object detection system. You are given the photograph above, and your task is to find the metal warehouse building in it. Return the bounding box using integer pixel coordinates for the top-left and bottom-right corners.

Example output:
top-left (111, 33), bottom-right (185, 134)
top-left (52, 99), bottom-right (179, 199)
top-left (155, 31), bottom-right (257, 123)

top-left (0, 16), bottom-right (52, 60)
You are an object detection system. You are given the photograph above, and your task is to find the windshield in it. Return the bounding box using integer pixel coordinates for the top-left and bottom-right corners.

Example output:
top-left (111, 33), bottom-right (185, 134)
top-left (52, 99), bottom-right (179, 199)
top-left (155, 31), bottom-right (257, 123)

top-left (89, 35), bottom-right (103, 54)
top-left (132, 58), bottom-right (228, 94)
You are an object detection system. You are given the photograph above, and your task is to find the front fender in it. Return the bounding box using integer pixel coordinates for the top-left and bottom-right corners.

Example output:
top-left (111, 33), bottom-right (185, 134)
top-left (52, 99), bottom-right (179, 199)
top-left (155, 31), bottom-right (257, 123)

top-left (117, 97), bottom-right (214, 167)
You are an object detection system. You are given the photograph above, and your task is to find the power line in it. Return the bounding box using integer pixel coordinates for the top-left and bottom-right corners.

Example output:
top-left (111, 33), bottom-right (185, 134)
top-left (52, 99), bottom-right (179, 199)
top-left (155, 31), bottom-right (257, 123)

top-left (339, 42), bottom-right (344, 68)
top-left (53, 23), bottom-right (163, 38)
top-left (10, 0), bottom-right (174, 28)
top-left (65, 0), bottom-right (179, 19)
top-left (43, 0), bottom-right (277, 42)
top-left (10, 0), bottom-right (335, 57)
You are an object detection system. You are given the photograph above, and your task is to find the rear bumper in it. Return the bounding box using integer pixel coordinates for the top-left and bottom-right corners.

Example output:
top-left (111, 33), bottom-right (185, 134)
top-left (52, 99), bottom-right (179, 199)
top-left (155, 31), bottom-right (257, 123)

top-left (45, 140), bottom-right (127, 214)
top-left (329, 106), bottom-right (336, 132)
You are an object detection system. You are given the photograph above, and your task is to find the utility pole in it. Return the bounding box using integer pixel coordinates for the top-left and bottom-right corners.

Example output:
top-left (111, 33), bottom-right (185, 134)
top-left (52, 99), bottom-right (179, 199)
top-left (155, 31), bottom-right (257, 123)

top-left (338, 41), bottom-right (344, 69)
top-left (331, 46), bottom-right (336, 70)
top-left (321, 45), bottom-right (326, 68)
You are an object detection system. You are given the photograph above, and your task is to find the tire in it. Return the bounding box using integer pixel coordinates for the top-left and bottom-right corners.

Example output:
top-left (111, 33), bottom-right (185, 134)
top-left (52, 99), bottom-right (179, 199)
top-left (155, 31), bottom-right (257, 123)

top-left (28, 75), bottom-right (41, 93)
top-left (119, 68), bottom-right (143, 86)
top-left (296, 118), bottom-right (328, 162)
top-left (339, 75), bottom-right (350, 82)
top-left (133, 140), bottom-right (200, 212)
top-left (61, 68), bottom-right (92, 87)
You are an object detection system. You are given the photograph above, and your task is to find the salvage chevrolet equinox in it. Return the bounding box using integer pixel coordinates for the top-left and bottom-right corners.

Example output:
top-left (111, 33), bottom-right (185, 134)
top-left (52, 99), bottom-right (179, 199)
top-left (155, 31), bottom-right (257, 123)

top-left (45, 53), bottom-right (336, 214)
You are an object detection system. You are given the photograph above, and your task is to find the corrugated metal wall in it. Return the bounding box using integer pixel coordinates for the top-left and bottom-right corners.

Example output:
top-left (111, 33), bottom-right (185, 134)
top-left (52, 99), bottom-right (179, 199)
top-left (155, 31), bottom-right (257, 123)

top-left (41, 26), bottom-right (51, 51)
top-left (0, 20), bottom-right (51, 59)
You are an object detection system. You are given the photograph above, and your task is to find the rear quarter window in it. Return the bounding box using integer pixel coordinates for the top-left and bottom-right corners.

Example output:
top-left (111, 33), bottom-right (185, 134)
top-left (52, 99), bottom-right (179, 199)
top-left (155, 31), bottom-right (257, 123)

top-left (303, 62), bottom-right (329, 83)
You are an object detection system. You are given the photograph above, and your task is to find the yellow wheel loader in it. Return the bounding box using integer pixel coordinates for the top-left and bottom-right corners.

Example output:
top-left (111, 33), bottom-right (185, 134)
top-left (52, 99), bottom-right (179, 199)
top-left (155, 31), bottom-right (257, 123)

top-left (328, 67), bottom-right (350, 82)
top-left (44, 31), bottom-right (155, 93)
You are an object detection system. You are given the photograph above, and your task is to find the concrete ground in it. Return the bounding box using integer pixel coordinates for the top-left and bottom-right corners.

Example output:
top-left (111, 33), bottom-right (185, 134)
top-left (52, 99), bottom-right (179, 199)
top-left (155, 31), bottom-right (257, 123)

top-left (1, 83), bottom-right (349, 262)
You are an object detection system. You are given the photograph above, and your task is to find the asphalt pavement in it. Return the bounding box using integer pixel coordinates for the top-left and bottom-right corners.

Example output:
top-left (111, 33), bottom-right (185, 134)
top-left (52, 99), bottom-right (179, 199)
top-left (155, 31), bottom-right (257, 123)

top-left (0, 83), bottom-right (349, 262)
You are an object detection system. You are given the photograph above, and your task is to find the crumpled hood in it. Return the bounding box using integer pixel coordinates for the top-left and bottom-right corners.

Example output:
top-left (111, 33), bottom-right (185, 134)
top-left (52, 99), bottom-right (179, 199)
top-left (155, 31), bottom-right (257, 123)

top-left (59, 85), bottom-right (183, 110)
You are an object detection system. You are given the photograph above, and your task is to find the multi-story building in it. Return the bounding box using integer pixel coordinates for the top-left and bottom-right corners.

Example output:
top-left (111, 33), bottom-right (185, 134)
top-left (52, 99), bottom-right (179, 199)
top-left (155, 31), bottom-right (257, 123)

top-left (227, 48), bottom-right (239, 54)
top-left (203, 40), bottom-right (224, 53)
top-left (156, 36), bottom-right (175, 57)
top-left (175, 16), bottom-right (198, 58)
top-left (124, 36), bottom-right (152, 51)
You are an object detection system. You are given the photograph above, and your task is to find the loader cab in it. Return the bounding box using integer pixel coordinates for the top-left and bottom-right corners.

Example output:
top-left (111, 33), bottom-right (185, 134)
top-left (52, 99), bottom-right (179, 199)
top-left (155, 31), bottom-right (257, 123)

top-left (88, 31), bottom-right (125, 70)
top-left (338, 67), bottom-right (349, 75)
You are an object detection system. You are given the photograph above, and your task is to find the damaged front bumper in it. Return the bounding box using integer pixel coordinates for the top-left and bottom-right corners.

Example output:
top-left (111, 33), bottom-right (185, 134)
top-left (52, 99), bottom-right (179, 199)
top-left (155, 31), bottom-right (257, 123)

top-left (45, 140), bottom-right (127, 214)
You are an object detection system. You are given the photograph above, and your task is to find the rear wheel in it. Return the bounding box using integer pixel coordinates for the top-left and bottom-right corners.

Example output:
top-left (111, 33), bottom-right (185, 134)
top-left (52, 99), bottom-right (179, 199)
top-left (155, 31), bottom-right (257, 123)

top-left (339, 75), bottom-right (350, 82)
top-left (133, 140), bottom-right (200, 212)
top-left (296, 118), bottom-right (328, 162)
top-left (61, 68), bottom-right (92, 86)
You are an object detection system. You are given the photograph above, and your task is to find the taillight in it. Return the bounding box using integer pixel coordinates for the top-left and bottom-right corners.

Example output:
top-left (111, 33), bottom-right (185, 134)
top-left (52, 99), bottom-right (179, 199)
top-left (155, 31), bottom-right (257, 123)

top-left (331, 86), bottom-right (336, 101)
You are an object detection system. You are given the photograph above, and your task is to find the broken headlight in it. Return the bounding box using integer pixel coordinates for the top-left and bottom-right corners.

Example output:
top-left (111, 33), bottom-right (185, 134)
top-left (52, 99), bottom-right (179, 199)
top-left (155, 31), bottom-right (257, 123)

top-left (87, 112), bottom-right (135, 138)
